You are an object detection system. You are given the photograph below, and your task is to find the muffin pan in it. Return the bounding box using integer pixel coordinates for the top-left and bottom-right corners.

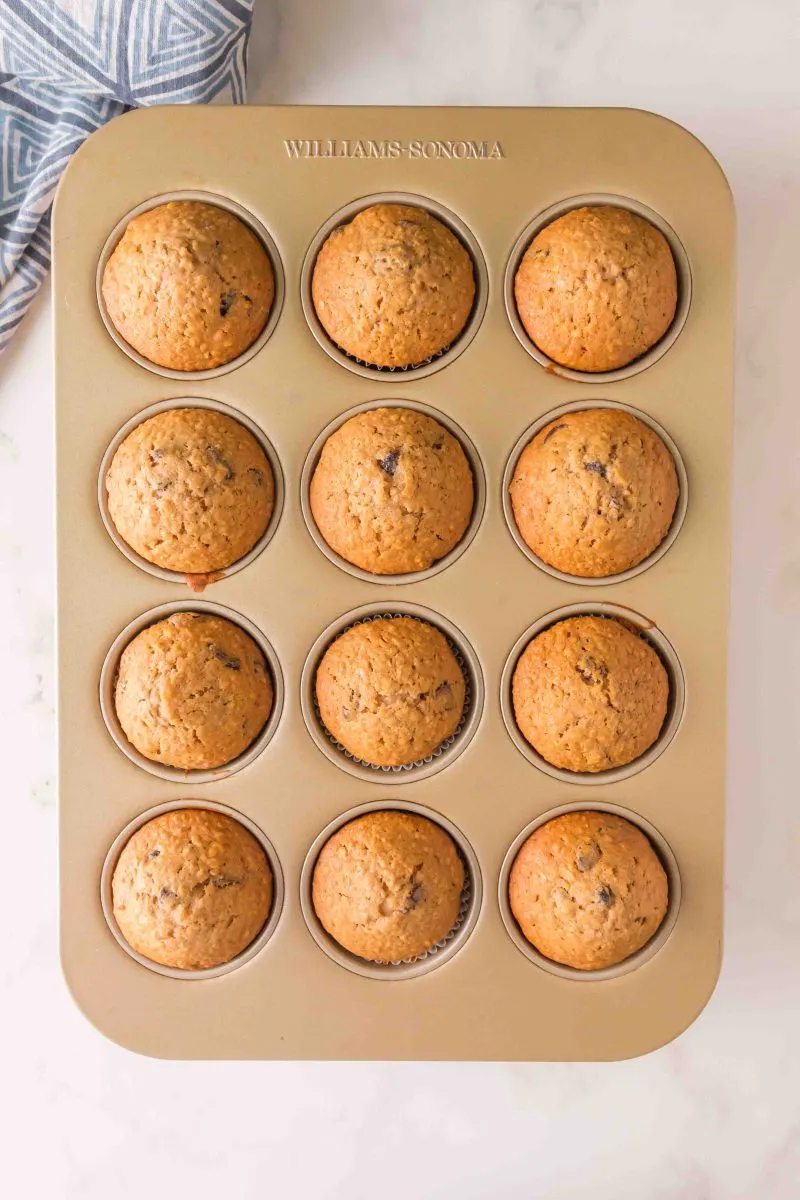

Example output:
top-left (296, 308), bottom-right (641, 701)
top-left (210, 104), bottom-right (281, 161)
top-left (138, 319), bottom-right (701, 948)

top-left (54, 106), bottom-right (734, 1060)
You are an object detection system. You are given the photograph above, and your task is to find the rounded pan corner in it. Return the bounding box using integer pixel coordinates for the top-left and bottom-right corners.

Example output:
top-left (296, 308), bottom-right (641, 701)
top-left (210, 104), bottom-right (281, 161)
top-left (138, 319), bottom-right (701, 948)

top-left (614, 107), bottom-right (735, 213)
top-left (59, 949), bottom-right (174, 1061)
top-left (53, 109), bottom-right (154, 221)
top-left (606, 940), bottom-right (724, 1063)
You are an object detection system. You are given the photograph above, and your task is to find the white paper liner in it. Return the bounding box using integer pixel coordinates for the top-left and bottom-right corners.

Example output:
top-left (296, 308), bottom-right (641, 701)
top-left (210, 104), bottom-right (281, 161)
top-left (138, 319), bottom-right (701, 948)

top-left (314, 612), bottom-right (473, 773)
top-left (335, 341), bottom-right (451, 373)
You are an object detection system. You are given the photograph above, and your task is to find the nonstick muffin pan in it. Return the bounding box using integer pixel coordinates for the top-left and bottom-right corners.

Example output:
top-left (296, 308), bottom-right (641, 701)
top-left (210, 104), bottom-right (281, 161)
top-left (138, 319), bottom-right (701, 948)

top-left (54, 106), bottom-right (734, 1061)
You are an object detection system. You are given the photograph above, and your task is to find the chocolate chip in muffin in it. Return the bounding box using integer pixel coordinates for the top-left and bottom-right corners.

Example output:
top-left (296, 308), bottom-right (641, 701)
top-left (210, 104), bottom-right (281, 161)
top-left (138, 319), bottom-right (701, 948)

top-left (378, 448), bottom-right (401, 476)
top-left (575, 841), bottom-right (602, 872)
top-left (219, 289), bottom-right (238, 317)
top-left (213, 647), bottom-right (241, 670)
top-left (207, 444), bottom-right (235, 481)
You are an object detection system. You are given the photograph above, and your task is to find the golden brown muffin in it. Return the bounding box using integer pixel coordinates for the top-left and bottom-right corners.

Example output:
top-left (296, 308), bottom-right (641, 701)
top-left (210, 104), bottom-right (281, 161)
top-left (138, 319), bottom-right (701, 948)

top-left (514, 206), bottom-right (678, 372)
top-left (112, 808), bottom-right (272, 970)
top-left (311, 203), bottom-right (475, 367)
top-left (315, 616), bottom-right (465, 767)
top-left (511, 615), bottom-right (669, 773)
top-left (102, 200), bottom-right (274, 371)
top-left (310, 408), bottom-right (474, 575)
top-left (509, 408), bottom-right (679, 577)
top-left (508, 811), bottom-right (669, 970)
top-left (312, 811), bottom-right (465, 961)
top-left (115, 613), bottom-right (272, 770)
top-left (106, 407), bottom-right (275, 574)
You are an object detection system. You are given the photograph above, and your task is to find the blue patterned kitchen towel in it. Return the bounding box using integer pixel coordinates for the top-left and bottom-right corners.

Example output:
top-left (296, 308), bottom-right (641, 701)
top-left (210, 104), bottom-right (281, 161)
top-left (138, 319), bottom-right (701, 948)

top-left (0, 0), bottom-right (254, 355)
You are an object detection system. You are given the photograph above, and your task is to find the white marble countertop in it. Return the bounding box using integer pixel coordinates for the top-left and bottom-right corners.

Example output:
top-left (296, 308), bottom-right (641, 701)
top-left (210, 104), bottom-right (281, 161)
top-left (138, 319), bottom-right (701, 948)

top-left (2, 1), bottom-right (799, 1196)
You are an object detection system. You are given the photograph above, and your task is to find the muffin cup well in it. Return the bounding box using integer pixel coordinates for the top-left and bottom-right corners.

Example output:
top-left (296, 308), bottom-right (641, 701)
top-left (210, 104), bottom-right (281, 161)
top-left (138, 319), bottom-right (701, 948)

top-left (498, 800), bottom-right (682, 982)
top-left (99, 600), bottom-right (284, 784)
top-left (300, 800), bottom-right (482, 981)
top-left (100, 799), bottom-right (285, 981)
top-left (96, 189), bottom-right (285, 381)
top-left (502, 399), bottom-right (689, 586)
top-left (504, 193), bottom-right (692, 383)
top-left (300, 398), bottom-right (486, 585)
top-left (98, 398), bottom-right (285, 588)
top-left (301, 603), bottom-right (484, 784)
top-left (300, 191), bottom-right (488, 380)
top-left (500, 602), bottom-right (686, 786)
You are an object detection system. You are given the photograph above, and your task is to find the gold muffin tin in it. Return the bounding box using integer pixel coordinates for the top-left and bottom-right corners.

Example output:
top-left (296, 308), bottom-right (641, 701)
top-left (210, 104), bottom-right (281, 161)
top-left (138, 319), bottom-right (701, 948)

top-left (54, 106), bottom-right (734, 1060)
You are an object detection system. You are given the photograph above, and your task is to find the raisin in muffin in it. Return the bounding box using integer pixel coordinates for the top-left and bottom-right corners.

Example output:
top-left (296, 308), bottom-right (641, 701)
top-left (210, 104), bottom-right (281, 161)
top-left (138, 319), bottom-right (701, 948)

top-left (511, 615), bottom-right (669, 773)
top-left (311, 203), bottom-right (475, 367)
top-left (312, 811), bottom-right (465, 961)
top-left (106, 407), bottom-right (275, 575)
top-left (310, 407), bottom-right (474, 574)
top-left (514, 206), bottom-right (678, 372)
top-left (112, 808), bottom-right (272, 970)
top-left (114, 612), bottom-right (272, 770)
top-left (315, 616), bottom-right (465, 767)
top-left (102, 200), bottom-right (274, 371)
top-left (509, 811), bottom-right (669, 970)
top-left (510, 408), bottom-right (679, 577)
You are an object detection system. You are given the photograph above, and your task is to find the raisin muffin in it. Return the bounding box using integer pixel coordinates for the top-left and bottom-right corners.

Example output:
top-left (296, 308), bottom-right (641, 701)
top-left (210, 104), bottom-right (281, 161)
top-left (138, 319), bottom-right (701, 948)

top-left (511, 615), bottom-right (669, 773)
top-left (102, 200), bottom-right (274, 371)
top-left (106, 407), bottom-right (275, 575)
top-left (315, 616), bottom-right (465, 767)
top-left (514, 206), bottom-right (678, 372)
top-left (510, 408), bottom-right (679, 577)
top-left (112, 808), bottom-right (272, 970)
top-left (312, 811), bottom-right (465, 961)
top-left (509, 811), bottom-right (669, 970)
top-left (311, 203), bottom-right (475, 367)
top-left (114, 613), bottom-right (273, 770)
top-left (310, 408), bottom-right (474, 575)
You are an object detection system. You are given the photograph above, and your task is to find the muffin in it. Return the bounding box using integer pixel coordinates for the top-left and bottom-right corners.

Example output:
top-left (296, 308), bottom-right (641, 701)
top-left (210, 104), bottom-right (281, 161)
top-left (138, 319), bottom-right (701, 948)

top-left (315, 616), bottom-right (465, 767)
top-left (106, 407), bottom-right (275, 574)
top-left (312, 811), bottom-right (465, 961)
top-left (102, 200), bottom-right (274, 371)
top-left (509, 408), bottom-right (679, 577)
top-left (115, 612), bottom-right (273, 770)
top-left (511, 615), bottom-right (669, 773)
top-left (310, 408), bottom-right (474, 575)
top-left (112, 808), bottom-right (272, 970)
top-left (508, 811), bottom-right (669, 970)
top-left (514, 206), bottom-right (678, 372)
top-left (311, 203), bottom-right (475, 367)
